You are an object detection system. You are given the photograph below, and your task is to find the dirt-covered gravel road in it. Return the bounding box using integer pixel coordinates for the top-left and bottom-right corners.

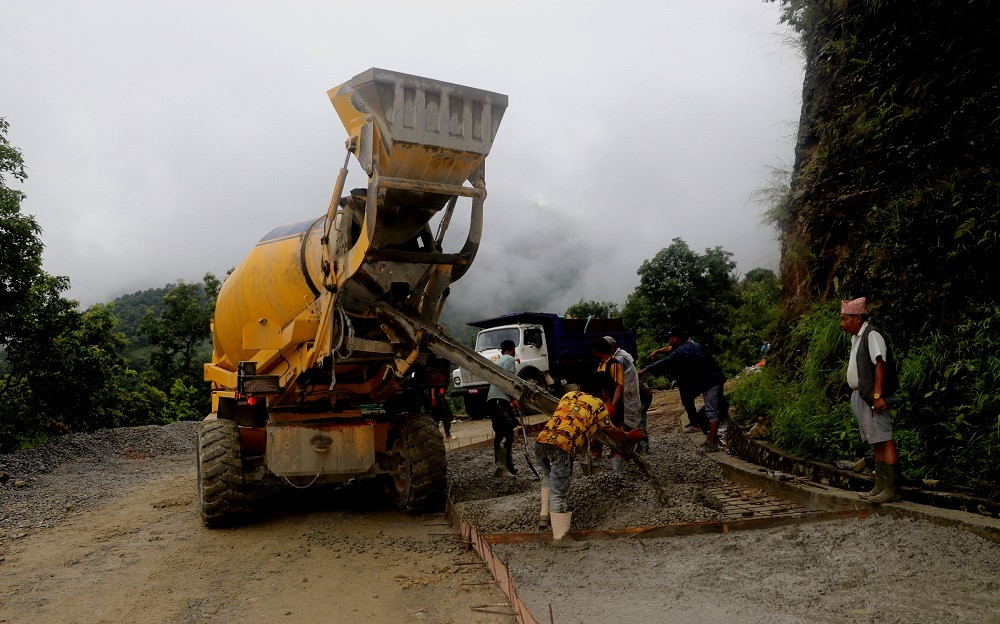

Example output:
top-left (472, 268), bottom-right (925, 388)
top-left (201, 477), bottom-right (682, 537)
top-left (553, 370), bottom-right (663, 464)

top-left (0, 422), bottom-right (513, 624)
top-left (3, 390), bottom-right (1000, 624)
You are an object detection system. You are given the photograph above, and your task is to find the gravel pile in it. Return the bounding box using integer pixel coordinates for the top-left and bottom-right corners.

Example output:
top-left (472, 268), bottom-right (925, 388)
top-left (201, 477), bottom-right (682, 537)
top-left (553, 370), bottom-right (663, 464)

top-left (0, 421), bottom-right (197, 476)
top-left (0, 421), bottom-right (198, 538)
top-left (448, 432), bottom-right (727, 533)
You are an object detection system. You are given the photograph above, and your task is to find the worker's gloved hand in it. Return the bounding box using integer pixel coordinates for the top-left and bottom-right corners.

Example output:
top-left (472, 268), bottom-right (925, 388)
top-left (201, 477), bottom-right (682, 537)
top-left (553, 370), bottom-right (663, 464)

top-left (616, 428), bottom-right (648, 460)
top-left (625, 429), bottom-right (647, 444)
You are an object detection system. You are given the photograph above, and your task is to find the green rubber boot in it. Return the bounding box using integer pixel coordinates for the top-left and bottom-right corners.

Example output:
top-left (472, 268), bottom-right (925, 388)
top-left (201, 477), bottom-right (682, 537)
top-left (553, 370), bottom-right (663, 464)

top-left (860, 461), bottom-right (885, 499)
top-left (493, 445), bottom-right (506, 477)
top-left (869, 463), bottom-right (902, 504)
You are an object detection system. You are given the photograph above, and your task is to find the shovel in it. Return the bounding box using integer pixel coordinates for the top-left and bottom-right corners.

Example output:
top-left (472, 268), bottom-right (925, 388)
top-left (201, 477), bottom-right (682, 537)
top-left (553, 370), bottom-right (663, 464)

top-left (592, 430), bottom-right (669, 506)
top-left (514, 406), bottom-right (540, 479)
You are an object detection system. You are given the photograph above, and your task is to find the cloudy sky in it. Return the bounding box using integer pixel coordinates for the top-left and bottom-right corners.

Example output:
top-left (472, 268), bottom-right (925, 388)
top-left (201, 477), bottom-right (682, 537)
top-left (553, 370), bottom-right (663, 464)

top-left (1, 0), bottom-right (803, 316)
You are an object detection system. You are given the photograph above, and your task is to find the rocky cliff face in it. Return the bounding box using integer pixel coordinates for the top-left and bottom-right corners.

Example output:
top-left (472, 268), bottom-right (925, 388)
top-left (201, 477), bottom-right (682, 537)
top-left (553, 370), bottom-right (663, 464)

top-left (772, 0), bottom-right (1000, 481)
top-left (780, 0), bottom-right (998, 339)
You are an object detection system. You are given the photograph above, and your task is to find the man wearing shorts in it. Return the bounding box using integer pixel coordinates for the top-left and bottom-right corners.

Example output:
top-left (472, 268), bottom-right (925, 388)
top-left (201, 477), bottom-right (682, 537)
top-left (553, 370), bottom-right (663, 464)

top-left (840, 296), bottom-right (901, 503)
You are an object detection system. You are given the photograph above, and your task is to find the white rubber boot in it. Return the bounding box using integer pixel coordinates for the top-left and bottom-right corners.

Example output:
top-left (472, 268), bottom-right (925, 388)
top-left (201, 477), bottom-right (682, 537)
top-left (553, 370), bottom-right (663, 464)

top-left (538, 487), bottom-right (551, 531)
top-left (550, 512), bottom-right (588, 549)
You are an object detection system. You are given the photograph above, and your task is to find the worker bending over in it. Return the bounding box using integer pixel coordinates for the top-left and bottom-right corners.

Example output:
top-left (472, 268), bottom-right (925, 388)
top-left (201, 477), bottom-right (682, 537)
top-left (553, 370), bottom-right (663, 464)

top-left (534, 371), bottom-right (647, 548)
top-left (641, 326), bottom-right (727, 451)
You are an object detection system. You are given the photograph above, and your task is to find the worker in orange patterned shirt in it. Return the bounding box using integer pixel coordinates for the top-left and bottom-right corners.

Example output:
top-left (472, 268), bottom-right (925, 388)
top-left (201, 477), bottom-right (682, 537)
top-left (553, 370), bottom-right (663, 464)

top-left (534, 371), bottom-right (647, 548)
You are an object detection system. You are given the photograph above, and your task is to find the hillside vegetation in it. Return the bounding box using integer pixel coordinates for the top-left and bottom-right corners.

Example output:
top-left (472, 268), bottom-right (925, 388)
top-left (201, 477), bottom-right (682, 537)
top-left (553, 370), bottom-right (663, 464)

top-left (733, 0), bottom-right (1000, 484)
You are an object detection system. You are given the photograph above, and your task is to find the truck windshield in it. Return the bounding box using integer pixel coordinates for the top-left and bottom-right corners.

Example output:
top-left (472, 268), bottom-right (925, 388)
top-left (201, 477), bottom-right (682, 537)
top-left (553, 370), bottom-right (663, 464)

top-left (475, 328), bottom-right (519, 351)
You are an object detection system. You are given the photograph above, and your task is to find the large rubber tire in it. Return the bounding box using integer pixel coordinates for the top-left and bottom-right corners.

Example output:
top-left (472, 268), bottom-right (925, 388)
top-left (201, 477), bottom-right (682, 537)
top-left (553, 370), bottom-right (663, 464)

top-left (384, 414), bottom-right (447, 514)
top-left (197, 419), bottom-right (246, 528)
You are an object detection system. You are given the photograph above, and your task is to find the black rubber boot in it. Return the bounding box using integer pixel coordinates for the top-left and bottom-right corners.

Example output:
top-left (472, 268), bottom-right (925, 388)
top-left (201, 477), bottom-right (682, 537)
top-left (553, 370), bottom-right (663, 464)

top-left (504, 446), bottom-right (518, 476)
top-left (493, 445), bottom-right (505, 477)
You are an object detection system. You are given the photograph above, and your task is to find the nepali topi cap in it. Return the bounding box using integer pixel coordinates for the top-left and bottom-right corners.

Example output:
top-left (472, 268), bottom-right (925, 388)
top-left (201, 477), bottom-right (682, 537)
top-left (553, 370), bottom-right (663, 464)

top-left (841, 297), bottom-right (866, 315)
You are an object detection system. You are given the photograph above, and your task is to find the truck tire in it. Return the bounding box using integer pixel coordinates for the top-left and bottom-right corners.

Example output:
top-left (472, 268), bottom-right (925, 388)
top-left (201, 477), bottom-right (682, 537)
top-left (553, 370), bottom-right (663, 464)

top-left (197, 418), bottom-right (246, 528)
top-left (384, 414), bottom-right (447, 513)
top-left (519, 368), bottom-right (548, 391)
top-left (463, 392), bottom-right (487, 420)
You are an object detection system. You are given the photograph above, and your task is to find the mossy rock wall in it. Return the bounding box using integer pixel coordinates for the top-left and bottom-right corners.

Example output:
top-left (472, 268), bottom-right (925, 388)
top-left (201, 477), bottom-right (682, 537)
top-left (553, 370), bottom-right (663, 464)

top-left (773, 0), bottom-right (1000, 481)
top-left (783, 0), bottom-right (999, 327)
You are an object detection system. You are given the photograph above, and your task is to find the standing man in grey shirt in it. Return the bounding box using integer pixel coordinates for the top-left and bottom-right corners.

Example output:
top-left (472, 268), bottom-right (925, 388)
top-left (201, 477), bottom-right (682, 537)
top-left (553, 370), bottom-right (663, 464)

top-left (487, 340), bottom-right (519, 477)
top-left (840, 297), bottom-right (901, 503)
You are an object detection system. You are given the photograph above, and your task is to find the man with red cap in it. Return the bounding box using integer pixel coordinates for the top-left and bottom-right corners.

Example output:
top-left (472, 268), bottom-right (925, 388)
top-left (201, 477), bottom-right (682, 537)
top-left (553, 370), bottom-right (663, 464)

top-left (840, 297), bottom-right (901, 503)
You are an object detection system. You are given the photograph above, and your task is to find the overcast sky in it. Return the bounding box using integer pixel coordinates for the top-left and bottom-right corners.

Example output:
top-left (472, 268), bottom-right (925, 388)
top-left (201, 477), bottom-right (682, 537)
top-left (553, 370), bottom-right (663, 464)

top-left (1, 0), bottom-right (803, 316)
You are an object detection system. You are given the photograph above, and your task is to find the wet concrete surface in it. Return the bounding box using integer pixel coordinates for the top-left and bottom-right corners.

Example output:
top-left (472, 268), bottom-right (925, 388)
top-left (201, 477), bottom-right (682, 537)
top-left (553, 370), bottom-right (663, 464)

top-left (447, 389), bottom-right (1000, 623)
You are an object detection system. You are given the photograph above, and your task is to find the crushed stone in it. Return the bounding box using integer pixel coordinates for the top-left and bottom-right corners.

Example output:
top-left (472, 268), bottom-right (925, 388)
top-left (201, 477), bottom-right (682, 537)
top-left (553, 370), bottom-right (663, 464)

top-left (0, 421), bottom-right (198, 539)
top-left (448, 432), bottom-right (726, 533)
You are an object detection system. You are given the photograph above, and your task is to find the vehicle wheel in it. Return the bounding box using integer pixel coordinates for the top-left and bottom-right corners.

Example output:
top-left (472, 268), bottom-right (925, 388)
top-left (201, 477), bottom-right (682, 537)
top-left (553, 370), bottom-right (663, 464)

top-left (520, 369), bottom-right (548, 392)
top-left (197, 418), bottom-right (246, 528)
top-left (384, 414), bottom-right (447, 513)
top-left (463, 392), bottom-right (487, 420)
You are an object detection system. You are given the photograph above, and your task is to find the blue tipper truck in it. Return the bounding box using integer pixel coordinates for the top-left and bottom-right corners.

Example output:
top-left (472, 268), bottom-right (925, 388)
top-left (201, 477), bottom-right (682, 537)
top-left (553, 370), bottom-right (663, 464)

top-left (450, 312), bottom-right (637, 418)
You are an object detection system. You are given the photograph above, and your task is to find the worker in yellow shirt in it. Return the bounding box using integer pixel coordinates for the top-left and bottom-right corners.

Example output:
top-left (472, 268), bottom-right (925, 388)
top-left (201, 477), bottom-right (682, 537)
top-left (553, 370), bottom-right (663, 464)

top-left (534, 371), bottom-right (646, 548)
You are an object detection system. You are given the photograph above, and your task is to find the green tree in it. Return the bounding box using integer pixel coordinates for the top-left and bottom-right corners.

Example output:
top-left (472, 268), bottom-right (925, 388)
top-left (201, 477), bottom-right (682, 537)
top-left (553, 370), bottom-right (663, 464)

top-left (138, 274), bottom-right (219, 407)
top-left (106, 286), bottom-right (171, 371)
top-left (565, 299), bottom-right (620, 319)
top-left (0, 119), bottom-right (166, 449)
top-left (139, 275), bottom-right (218, 379)
top-left (0, 117), bottom-right (43, 344)
top-left (622, 238), bottom-right (738, 355)
top-left (718, 268), bottom-right (781, 372)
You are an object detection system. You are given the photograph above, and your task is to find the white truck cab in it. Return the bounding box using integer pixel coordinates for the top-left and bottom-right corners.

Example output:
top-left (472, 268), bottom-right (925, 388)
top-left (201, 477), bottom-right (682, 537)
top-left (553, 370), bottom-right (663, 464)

top-left (450, 312), bottom-right (636, 419)
top-left (454, 323), bottom-right (549, 386)
top-left (452, 323), bottom-right (551, 418)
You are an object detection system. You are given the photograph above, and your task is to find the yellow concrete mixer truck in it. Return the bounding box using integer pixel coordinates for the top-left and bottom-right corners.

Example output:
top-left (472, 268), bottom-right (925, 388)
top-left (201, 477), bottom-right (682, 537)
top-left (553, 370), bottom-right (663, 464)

top-left (197, 69), bottom-right (665, 527)
top-left (197, 68), bottom-right (574, 528)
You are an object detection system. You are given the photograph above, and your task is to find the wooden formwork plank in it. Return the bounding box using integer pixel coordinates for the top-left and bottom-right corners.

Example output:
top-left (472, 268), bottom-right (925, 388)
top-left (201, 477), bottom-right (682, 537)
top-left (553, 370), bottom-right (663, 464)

top-left (460, 518), bottom-right (541, 624)
top-left (481, 508), bottom-right (871, 544)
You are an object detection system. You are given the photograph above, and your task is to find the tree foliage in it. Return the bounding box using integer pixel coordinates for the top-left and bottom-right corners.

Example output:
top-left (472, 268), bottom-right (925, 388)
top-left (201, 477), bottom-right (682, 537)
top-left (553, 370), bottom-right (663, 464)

top-left (565, 299), bottom-right (620, 319)
top-left (622, 238), bottom-right (739, 356)
top-left (138, 274), bottom-right (219, 385)
top-left (718, 269), bottom-right (781, 373)
top-left (0, 117), bottom-right (43, 345)
top-left (0, 119), bottom-right (174, 450)
top-left (105, 286), bottom-right (170, 370)
top-left (137, 274), bottom-right (220, 420)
